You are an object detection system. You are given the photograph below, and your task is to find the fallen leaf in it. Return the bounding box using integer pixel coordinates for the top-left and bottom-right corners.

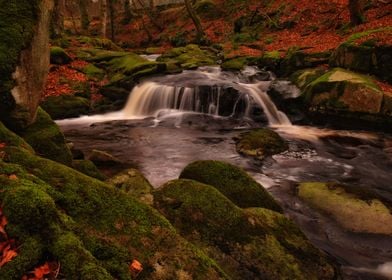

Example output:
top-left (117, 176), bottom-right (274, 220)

top-left (0, 215), bottom-right (7, 237)
top-left (0, 246), bottom-right (18, 267)
top-left (8, 174), bottom-right (18, 180)
top-left (0, 143), bottom-right (6, 149)
top-left (33, 262), bottom-right (51, 279)
top-left (130, 259), bottom-right (143, 275)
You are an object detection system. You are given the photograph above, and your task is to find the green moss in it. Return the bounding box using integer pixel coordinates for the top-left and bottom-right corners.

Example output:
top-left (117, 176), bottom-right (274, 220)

top-left (73, 159), bottom-right (106, 180)
top-left (298, 182), bottom-right (392, 234)
top-left (157, 44), bottom-right (218, 70)
top-left (0, 130), bottom-right (227, 279)
top-left (264, 51), bottom-right (281, 59)
top-left (107, 169), bottom-right (153, 205)
top-left (82, 64), bottom-right (105, 80)
top-left (221, 57), bottom-right (249, 71)
top-left (41, 95), bottom-right (90, 120)
top-left (50, 46), bottom-right (72, 65)
top-left (345, 27), bottom-right (392, 45)
top-left (290, 68), bottom-right (327, 90)
top-left (20, 107), bottom-right (72, 165)
top-left (235, 128), bottom-right (288, 159)
top-left (180, 160), bottom-right (282, 212)
top-left (0, 0), bottom-right (41, 116)
top-left (154, 179), bottom-right (336, 280)
top-left (0, 121), bottom-right (33, 152)
top-left (77, 36), bottom-right (122, 51)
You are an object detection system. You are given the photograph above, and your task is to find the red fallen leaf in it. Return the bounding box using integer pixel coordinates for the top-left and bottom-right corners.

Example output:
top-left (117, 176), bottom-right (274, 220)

top-left (33, 262), bottom-right (51, 279)
top-left (0, 246), bottom-right (18, 267)
top-left (0, 143), bottom-right (6, 149)
top-left (8, 174), bottom-right (18, 180)
top-left (0, 215), bottom-right (7, 237)
top-left (130, 259), bottom-right (143, 276)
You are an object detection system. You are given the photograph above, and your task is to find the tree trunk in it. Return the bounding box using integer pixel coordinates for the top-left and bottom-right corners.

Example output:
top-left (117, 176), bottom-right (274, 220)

top-left (184, 0), bottom-right (205, 43)
top-left (123, 0), bottom-right (132, 24)
top-left (349, 0), bottom-right (365, 26)
top-left (100, 0), bottom-right (108, 38)
top-left (79, 0), bottom-right (90, 32)
top-left (108, 0), bottom-right (115, 41)
top-left (52, 0), bottom-right (65, 38)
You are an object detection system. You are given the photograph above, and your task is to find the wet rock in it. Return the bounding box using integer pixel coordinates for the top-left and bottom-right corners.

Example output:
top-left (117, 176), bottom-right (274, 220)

top-left (302, 68), bottom-right (384, 114)
top-left (330, 28), bottom-right (392, 83)
top-left (154, 179), bottom-right (337, 280)
top-left (180, 160), bottom-right (283, 212)
top-left (235, 128), bottom-right (288, 160)
top-left (50, 46), bottom-right (72, 65)
top-left (107, 169), bottom-right (154, 205)
top-left (41, 95), bottom-right (90, 120)
top-left (298, 182), bottom-right (392, 235)
top-left (87, 149), bottom-right (123, 167)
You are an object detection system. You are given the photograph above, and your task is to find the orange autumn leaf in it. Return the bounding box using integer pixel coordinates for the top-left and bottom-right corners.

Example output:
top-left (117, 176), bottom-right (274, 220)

top-left (33, 262), bottom-right (51, 279)
top-left (0, 246), bottom-right (18, 267)
top-left (0, 143), bottom-right (6, 149)
top-left (0, 215), bottom-right (7, 237)
top-left (130, 259), bottom-right (143, 274)
top-left (8, 174), bottom-right (18, 180)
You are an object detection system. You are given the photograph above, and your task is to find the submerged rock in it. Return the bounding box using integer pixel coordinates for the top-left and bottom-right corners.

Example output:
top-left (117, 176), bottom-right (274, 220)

top-left (154, 179), bottom-right (337, 280)
top-left (180, 160), bottom-right (283, 212)
top-left (298, 182), bottom-right (392, 235)
top-left (235, 128), bottom-right (288, 159)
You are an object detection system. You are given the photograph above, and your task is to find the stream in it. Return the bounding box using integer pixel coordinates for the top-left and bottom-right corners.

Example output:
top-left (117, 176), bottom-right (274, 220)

top-left (58, 66), bottom-right (392, 279)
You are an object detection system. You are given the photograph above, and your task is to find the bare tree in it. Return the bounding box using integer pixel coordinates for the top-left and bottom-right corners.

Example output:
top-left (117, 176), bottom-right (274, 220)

top-left (349, 0), bottom-right (365, 26)
top-left (52, 0), bottom-right (65, 37)
top-left (79, 0), bottom-right (90, 32)
top-left (100, 0), bottom-right (108, 37)
top-left (184, 0), bottom-right (206, 43)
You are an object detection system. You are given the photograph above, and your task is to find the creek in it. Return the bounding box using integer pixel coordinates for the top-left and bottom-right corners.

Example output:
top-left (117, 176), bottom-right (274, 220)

top-left (58, 66), bottom-right (392, 279)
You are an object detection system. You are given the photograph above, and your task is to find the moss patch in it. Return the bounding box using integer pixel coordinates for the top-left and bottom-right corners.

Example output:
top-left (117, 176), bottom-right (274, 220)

top-left (50, 46), bottom-right (72, 65)
top-left (19, 107), bottom-right (72, 165)
top-left (221, 57), bottom-right (250, 71)
top-left (73, 159), bottom-right (106, 181)
top-left (154, 179), bottom-right (336, 280)
top-left (41, 95), bottom-right (90, 120)
top-left (180, 160), bottom-right (282, 212)
top-left (235, 128), bottom-right (288, 159)
top-left (298, 182), bottom-right (392, 234)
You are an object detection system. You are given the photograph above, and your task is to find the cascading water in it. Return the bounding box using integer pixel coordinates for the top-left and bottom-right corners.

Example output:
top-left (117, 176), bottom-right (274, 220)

top-left (120, 66), bottom-right (292, 126)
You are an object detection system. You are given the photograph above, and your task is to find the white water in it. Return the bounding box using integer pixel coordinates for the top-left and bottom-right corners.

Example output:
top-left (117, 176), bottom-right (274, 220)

top-left (120, 66), bottom-right (291, 126)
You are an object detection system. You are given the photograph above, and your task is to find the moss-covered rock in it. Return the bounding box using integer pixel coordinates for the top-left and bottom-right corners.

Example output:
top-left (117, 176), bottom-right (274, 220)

top-left (19, 107), bottom-right (72, 165)
top-left (290, 68), bottom-right (327, 90)
top-left (76, 36), bottom-right (122, 51)
top-left (221, 56), bottom-right (250, 71)
top-left (235, 128), bottom-right (288, 159)
top-left (154, 179), bottom-right (337, 280)
top-left (41, 95), bottom-right (90, 120)
top-left (107, 169), bottom-right (153, 205)
top-left (302, 68), bottom-right (384, 114)
top-left (157, 44), bottom-right (218, 70)
top-left (180, 160), bottom-right (282, 212)
top-left (82, 64), bottom-right (105, 80)
top-left (298, 182), bottom-right (392, 235)
top-left (73, 159), bottom-right (106, 180)
top-left (330, 27), bottom-right (392, 83)
top-left (50, 46), bottom-right (72, 65)
top-left (0, 124), bottom-right (227, 280)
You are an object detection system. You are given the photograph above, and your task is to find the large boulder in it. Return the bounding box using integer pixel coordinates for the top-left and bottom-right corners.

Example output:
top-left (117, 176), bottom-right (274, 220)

top-left (302, 68), bottom-right (385, 114)
top-left (180, 160), bottom-right (282, 212)
top-left (50, 46), bottom-right (72, 65)
top-left (0, 123), bottom-right (227, 280)
top-left (298, 182), bottom-right (392, 235)
top-left (330, 28), bottom-right (392, 83)
top-left (0, 0), bottom-right (54, 131)
top-left (153, 179), bottom-right (337, 280)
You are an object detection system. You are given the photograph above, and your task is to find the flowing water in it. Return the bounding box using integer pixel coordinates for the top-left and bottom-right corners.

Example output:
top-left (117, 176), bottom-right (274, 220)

top-left (58, 66), bottom-right (392, 279)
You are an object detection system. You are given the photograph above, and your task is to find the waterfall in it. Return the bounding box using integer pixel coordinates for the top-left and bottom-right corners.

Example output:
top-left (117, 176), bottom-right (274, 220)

top-left (121, 67), bottom-right (292, 126)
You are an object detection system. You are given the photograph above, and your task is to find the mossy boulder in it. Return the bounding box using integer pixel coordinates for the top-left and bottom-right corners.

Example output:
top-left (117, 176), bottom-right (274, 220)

top-left (302, 68), bottom-right (385, 114)
top-left (298, 182), bottom-right (392, 235)
top-left (154, 179), bottom-right (337, 280)
top-left (77, 36), bottom-right (122, 51)
top-left (221, 56), bottom-right (250, 71)
top-left (82, 64), bottom-right (105, 80)
top-left (50, 46), bottom-right (72, 65)
top-left (235, 128), bottom-right (288, 159)
top-left (72, 159), bottom-right (106, 180)
top-left (290, 68), bottom-right (327, 90)
top-left (157, 44), bottom-right (218, 70)
top-left (41, 95), bottom-right (90, 120)
top-left (0, 124), bottom-right (227, 279)
top-left (107, 169), bottom-right (154, 205)
top-left (19, 108), bottom-right (72, 165)
top-left (330, 28), bottom-right (392, 83)
top-left (180, 160), bottom-right (282, 212)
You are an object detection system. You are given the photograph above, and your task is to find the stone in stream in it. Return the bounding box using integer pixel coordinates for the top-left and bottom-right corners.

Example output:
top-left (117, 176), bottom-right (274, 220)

top-left (180, 160), bottom-right (283, 212)
top-left (298, 182), bottom-right (392, 235)
top-left (41, 94), bottom-right (90, 120)
top-left (234, 128), bottom-right (288, 160)
top-left (153, 179), bottom-right (337, 280)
